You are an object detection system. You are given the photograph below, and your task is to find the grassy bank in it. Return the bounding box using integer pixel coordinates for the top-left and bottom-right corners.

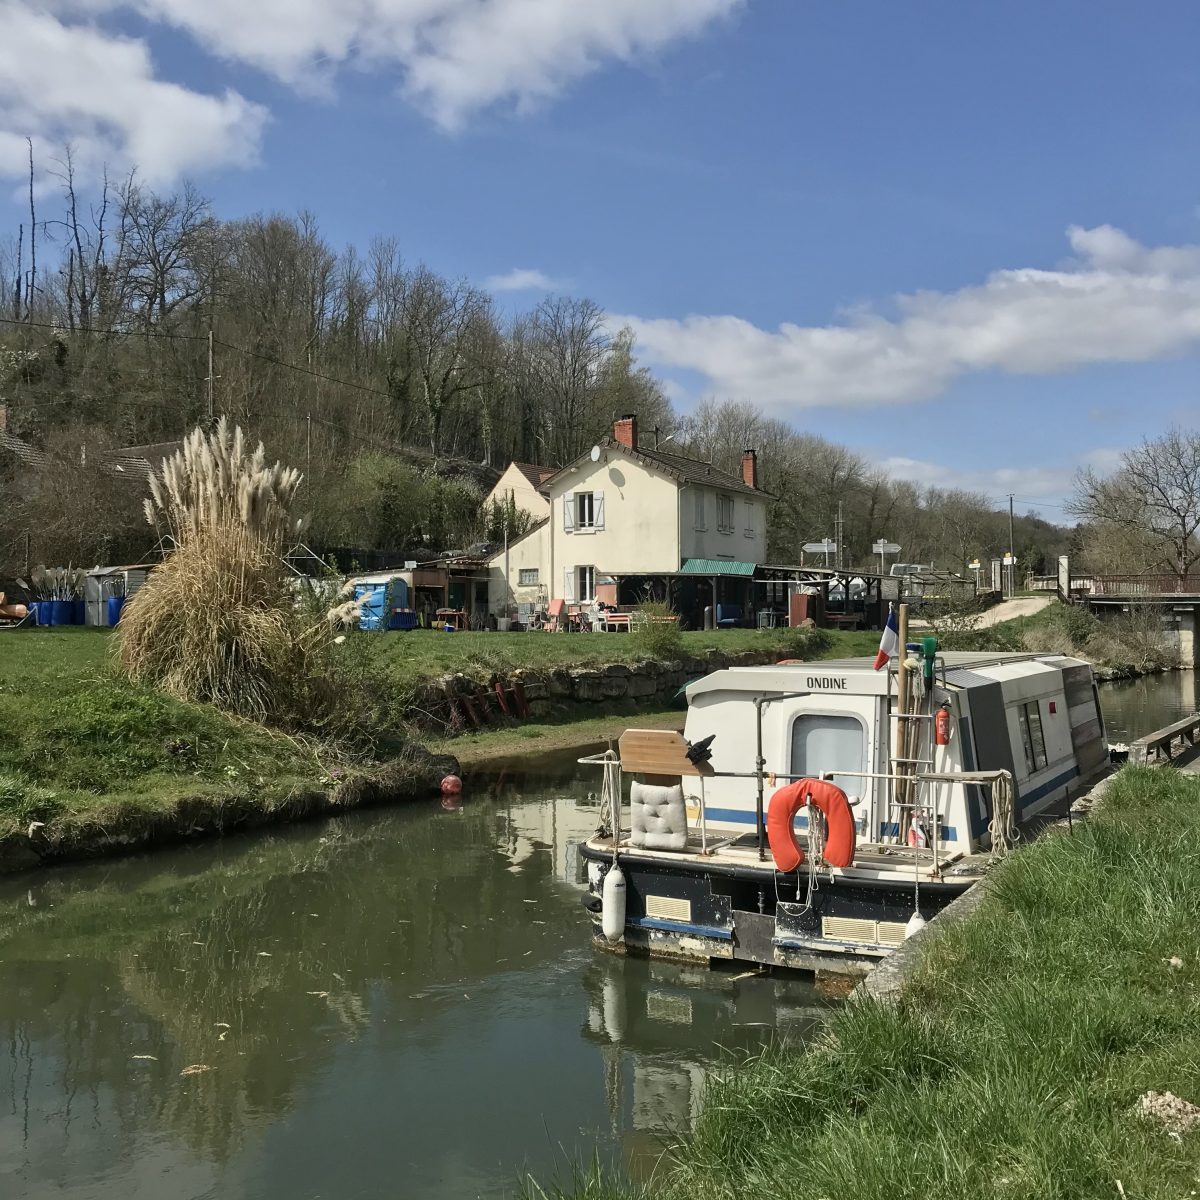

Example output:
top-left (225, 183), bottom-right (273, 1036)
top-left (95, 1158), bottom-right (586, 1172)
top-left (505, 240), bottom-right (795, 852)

top-left (433, 706), bottom-right (684, 768)
top-left (366, 625), bottom-right (879, 685)
top-left (535, 767), bottom-right (1200, 1199)
top-left (941, 599), bottom-right (1177, 677)
top-left (0, 623), bottom-right (876, 869)
top-left (0, 630), bottom-right (456, 869)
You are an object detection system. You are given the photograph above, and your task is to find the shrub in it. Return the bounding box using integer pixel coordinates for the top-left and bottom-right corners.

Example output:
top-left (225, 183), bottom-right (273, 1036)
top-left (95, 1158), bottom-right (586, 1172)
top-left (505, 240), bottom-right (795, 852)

top-left (631, 601), bottom-right (684, 660)
top-left (773, 622), bottom-right (832, 659)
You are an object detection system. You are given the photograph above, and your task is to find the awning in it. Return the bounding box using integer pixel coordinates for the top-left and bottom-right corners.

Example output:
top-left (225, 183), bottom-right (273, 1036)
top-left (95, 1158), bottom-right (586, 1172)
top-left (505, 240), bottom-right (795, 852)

top-left (679, 559), bottom-right (756, 577)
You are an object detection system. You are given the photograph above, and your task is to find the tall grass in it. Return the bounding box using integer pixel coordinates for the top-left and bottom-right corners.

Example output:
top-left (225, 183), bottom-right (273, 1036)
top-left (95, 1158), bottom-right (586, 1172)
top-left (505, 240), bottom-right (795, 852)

top-left (118, 420), bottom-right (349, 731)
top-left (542, 767), bottom-right (1200, 1199)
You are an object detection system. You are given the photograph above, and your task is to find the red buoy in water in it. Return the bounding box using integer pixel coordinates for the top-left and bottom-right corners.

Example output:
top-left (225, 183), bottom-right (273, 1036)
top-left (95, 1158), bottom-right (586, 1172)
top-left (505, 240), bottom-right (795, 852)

top-left (440, 774), bottom-right (463, 795)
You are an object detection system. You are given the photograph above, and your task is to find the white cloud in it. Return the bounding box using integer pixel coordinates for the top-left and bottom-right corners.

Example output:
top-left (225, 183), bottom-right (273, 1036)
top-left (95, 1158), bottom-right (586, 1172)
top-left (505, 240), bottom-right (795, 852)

top-left (878, 445), bottom-right (1127, 515)
top-left (484, 267), bottom-right (563, 293)
top-left (0, 2), bottom-right (267, 185)
top-left (47, 0), bottom-right (741, 130)
top-left (879, 456), bottom-right (1072, 505)
top-left (616, 225), bottom-right (1200, 412)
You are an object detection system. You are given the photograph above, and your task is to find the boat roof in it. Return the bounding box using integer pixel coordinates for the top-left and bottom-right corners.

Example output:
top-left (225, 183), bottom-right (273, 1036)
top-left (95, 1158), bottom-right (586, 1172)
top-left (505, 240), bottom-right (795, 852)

top-left (688, 651), bottom-right (1088, 700)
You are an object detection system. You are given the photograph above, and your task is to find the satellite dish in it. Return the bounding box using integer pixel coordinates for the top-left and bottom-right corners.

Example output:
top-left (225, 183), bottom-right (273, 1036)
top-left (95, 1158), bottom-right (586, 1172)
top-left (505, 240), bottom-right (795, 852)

top-left (590, 445), bottom-right (601, 462)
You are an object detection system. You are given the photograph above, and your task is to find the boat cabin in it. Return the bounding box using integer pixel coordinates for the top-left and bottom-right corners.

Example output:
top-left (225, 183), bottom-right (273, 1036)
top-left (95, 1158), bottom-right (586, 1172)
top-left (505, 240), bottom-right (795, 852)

top-left (580, 651), bottom-right (1108, 976)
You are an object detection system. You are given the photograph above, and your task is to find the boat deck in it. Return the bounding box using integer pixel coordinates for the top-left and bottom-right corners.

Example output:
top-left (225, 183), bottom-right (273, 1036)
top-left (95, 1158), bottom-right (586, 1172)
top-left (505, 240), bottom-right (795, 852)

top-left (584, 830), bottom-right (989, 883)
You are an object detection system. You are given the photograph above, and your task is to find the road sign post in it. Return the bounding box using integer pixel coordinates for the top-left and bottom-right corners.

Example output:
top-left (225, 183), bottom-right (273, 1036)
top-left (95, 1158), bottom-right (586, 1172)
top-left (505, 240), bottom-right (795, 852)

top-left (803, 539), bottom-right (837, 567)
top-left (872, 539), bottom-right (901, 577)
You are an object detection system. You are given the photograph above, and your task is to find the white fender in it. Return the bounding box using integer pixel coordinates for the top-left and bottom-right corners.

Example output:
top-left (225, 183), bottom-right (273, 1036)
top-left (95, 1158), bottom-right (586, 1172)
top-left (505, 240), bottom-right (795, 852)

top-left (601, 864), bottom-right (626, 943)
top-left (904, 912), bottom-right (927, 939)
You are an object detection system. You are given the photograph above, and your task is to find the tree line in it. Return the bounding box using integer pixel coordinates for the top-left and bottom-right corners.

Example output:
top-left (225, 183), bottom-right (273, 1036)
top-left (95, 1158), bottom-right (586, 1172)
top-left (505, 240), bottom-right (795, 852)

top-left (0, 162), bottom-right (1071, 581)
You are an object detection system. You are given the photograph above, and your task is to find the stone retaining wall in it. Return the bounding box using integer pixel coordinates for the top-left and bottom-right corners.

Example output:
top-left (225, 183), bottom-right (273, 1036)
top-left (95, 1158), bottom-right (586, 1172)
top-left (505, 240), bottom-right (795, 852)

top-left (414, 649), bottom-right (780, 733)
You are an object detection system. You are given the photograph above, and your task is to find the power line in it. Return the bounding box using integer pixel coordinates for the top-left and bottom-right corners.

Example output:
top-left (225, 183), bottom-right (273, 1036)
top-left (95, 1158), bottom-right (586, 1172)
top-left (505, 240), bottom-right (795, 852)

top-left (0, 315), bottom-right (400, 401)
top-left (214, 338), bottom-right (395, 402)
top-left (0, 315), bottom-right (207, 342)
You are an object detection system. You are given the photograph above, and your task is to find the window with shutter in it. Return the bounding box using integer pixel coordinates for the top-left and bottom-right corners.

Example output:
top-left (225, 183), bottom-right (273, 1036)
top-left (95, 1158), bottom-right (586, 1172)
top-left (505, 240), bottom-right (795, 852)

top-left (575, 491), bottom-right (595, 529)
top-left (563, 492), bottom-right (575, 533)
top-left (694, 491), bottom-right (706, 530)
top-left (744, 501), bottom-right (755, 537)
top-left (718, 495), bottom-right (735, 533)
top-left (577, 565), bottom-right (595, 601)
top-left (563, 567), bottom-right (575, 602)
top-left (593, 491), bottom-right (604, 530)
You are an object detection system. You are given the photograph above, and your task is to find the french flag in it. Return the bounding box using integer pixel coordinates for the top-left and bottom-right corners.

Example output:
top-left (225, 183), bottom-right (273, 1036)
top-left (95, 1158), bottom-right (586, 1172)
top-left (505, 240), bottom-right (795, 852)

top-left (873, 606), bottom-right (899, 670)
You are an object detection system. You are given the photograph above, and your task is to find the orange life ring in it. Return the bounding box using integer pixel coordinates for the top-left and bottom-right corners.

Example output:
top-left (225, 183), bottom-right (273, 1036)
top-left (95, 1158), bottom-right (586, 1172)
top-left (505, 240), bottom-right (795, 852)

top-left (766, 778), bottom-right (856, 872)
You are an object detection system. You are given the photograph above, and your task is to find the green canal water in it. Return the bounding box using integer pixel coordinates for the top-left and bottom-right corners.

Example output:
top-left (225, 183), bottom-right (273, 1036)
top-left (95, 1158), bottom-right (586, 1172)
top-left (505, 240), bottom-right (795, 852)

top-left (0, 752), bottom-right (829, 1200)
top-left (1, 676), bottom-right (1188, 1200)
top-left (1097, 669), bottom-right (1200, 743)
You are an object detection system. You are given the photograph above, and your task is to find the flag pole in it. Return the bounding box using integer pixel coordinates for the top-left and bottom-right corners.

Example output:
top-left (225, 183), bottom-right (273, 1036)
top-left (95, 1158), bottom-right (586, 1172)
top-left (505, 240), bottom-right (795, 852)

top-left (893, 602), bottom-right (910, 842)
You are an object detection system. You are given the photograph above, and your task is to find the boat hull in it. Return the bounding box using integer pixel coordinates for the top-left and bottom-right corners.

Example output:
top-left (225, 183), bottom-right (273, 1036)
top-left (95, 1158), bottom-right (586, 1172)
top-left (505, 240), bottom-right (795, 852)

top-left (580, 842), bottom-right (973, 977)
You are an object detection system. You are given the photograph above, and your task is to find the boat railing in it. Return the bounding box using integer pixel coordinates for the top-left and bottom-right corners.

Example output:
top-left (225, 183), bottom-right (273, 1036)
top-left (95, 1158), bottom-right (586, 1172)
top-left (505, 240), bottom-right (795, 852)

top-left (578, 750), bottom-right (1013, 872)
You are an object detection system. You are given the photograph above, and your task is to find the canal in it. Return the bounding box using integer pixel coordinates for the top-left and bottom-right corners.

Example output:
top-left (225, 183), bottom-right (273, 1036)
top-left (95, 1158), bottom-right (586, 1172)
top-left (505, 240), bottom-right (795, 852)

top-left (0, 751), bottom-right (829, 1200)
top-left (1, 673), bottom-right (1192, 1199)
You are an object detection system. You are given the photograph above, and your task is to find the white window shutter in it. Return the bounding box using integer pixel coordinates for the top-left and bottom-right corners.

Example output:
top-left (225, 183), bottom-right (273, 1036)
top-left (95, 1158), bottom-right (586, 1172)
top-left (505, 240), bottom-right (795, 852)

top-left (563, 492), bottom-right (575, 533)
top-left (593, 490), bottom-right (605, 530)
top-left (563, 567), bottom-right (575, 602)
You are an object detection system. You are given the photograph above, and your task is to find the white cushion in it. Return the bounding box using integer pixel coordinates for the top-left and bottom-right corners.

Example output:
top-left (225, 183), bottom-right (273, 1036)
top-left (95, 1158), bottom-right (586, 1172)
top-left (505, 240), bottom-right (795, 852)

top-left (630, 781), bottom-right (687, 850)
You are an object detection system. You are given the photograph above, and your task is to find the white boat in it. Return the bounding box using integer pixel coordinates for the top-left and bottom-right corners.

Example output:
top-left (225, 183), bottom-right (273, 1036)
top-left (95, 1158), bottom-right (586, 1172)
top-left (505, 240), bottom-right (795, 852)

top-left (580, 648), bottom-right (1109, 978)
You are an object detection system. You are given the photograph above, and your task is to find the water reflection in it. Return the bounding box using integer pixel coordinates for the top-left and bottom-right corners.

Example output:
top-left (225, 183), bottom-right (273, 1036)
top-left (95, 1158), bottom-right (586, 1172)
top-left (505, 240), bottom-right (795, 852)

top-left (1098, 670), bottom-right (1200, 743)
top-left (0, 751), bottom-right (827, 1200)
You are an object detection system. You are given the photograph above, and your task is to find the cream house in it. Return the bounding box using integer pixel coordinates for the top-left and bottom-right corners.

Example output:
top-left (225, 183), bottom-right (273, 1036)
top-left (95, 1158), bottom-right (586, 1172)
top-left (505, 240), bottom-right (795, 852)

top-left (483, 461), bottom-right (555, 521)
top-left (488, 414), bottom-right (769, 624)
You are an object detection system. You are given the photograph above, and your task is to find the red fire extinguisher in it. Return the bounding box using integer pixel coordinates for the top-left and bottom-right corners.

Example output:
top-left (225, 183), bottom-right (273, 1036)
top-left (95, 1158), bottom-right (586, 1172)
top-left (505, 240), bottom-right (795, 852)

top-left (934, 702), bottom-right (952, 746)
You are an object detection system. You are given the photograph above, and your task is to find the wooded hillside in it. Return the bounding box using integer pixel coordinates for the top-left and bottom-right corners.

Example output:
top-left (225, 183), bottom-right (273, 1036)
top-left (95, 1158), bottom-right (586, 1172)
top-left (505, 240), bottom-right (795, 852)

top-left (0, 164), bottom-right (1068, 578)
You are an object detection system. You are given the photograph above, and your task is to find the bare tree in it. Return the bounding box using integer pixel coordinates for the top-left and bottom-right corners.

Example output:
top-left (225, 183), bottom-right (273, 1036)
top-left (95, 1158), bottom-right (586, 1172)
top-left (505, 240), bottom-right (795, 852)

top-left (399, 268), bottom-right (490, 456)
top-left (1070, 429), bottom-right (1200, 578)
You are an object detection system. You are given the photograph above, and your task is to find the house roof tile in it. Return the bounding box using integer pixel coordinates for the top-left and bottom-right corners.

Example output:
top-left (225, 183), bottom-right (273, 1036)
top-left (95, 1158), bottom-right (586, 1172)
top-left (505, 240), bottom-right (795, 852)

top-left (510, 461), bottom-right (557, 491)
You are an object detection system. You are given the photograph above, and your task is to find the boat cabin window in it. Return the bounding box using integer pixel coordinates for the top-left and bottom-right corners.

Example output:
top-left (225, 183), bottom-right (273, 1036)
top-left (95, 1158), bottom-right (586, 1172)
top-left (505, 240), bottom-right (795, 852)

top-left (789, 714), bottom-right (866, 802)
top-left (1016, 700), bottom-right (1048, 774)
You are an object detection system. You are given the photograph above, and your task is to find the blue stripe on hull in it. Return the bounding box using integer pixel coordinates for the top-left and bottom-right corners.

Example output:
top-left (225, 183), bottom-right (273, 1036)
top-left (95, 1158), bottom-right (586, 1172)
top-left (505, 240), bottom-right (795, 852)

top-left (629, 916), bottom-right (733, 940)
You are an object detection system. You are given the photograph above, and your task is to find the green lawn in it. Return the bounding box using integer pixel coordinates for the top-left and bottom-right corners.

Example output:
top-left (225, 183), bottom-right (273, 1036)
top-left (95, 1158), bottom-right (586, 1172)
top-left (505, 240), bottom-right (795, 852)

top-left (531, 766), bottom-right (1200, 1200)
top-left (0, 629), bottom-right (326, 840)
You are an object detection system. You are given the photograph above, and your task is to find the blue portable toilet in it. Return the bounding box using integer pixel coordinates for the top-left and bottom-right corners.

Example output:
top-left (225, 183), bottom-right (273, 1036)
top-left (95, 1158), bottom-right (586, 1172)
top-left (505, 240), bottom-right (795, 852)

top-left (354, 583), bottom-right (387, 631)
top-left (354, 577), bottom-right (409, 631)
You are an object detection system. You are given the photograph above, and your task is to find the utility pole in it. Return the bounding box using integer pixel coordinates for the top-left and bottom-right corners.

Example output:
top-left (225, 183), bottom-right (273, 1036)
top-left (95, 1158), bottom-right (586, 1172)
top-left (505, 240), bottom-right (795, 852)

top-left (306, 412), bottom-right (312, 478)
top-left (836, 501), bottom-right (844, 569)
top-left (206, 330), bottom-right (214, 423)
top-left (1008, 494), bottom-right (1016, 598)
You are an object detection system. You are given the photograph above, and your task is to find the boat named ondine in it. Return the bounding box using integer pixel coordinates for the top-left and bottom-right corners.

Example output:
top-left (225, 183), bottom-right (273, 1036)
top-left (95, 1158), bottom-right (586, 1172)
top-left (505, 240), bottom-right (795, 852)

top-left (579, 643), bottom-right (1109, 977)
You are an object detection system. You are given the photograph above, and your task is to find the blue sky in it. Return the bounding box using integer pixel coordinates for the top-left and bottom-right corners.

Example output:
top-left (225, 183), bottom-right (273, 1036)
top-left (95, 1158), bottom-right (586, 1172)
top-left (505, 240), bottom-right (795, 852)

top-left (3, 0), bottom-right (1199, 517)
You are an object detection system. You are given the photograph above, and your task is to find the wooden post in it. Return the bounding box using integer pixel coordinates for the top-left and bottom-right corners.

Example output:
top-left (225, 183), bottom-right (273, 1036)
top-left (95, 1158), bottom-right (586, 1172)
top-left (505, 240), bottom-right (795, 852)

top-left (893, 603), bottom-right (910, 840)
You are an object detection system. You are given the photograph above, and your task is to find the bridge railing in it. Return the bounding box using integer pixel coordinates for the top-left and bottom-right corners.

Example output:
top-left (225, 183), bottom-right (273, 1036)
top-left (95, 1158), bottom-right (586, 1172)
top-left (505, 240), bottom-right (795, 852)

top-left (1089, 574), bottom-right (1200, 596)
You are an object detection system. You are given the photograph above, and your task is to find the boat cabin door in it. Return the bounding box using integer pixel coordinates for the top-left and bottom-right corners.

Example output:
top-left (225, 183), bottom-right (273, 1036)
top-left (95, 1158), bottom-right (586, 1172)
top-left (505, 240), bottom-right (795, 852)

top-left (779, 693), bottom-right (883, 837)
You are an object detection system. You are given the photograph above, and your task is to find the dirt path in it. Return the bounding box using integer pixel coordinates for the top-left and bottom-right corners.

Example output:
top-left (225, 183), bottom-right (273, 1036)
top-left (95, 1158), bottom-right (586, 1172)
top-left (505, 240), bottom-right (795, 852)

top-left (973, 595), bottom-right (1054, 626)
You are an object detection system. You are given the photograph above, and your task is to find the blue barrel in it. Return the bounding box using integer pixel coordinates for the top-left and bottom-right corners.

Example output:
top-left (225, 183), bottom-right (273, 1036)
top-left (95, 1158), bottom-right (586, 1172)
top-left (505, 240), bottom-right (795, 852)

top-left (107, 596), bottom-right (126, 626)
top-left (72, 599), bottom-right (86, 625)
top-left (29, 600), bottom-right (48, 626)
top-left (49, 600), bottom-right (72, 626)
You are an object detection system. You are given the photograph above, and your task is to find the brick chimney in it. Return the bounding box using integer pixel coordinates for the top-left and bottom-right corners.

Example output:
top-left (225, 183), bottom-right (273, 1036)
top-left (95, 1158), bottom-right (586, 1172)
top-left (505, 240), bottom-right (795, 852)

top-left (613, 413), bottom-right (638, 450)
top-left (742, 449), bottom-right (759, 489)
